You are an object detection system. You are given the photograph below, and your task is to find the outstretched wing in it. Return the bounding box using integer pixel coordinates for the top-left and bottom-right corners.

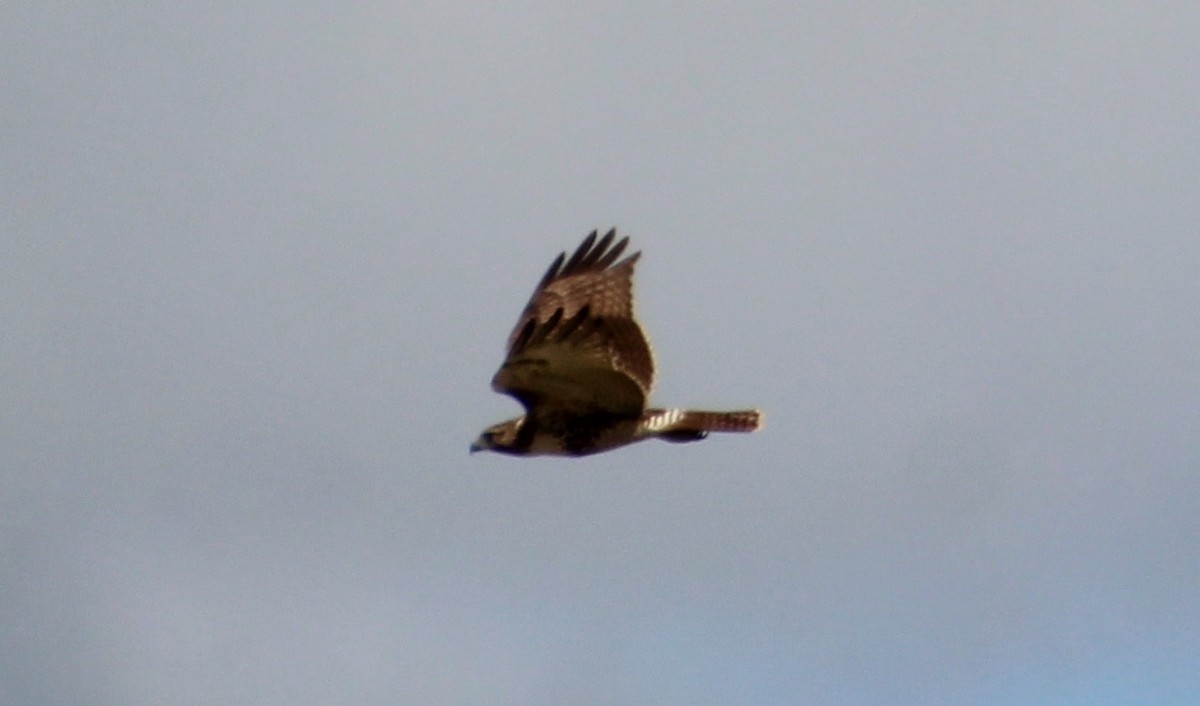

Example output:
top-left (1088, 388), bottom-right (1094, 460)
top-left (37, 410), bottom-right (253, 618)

top-left (492, 229), bottom-right (654, 418)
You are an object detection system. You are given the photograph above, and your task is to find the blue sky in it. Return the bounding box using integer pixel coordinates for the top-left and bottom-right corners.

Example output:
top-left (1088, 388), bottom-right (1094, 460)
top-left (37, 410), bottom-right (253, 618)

top-left (4, 3), bottom-right (1198, 704)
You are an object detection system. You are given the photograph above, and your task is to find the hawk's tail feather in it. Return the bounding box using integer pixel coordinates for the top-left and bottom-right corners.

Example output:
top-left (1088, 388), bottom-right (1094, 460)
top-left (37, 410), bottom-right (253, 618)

top-left (641, 408), bottom-right (763, 443)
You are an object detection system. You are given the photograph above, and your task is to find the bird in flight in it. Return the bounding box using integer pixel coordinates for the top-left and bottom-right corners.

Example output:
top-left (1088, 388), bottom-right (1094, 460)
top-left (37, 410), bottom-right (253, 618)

top-left (471, 229), bottom-right (761, 457)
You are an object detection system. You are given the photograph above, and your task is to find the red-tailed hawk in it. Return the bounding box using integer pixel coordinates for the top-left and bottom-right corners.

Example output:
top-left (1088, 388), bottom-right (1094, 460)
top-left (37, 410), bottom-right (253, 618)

top-left (471, 229), bottom-right (762, 456)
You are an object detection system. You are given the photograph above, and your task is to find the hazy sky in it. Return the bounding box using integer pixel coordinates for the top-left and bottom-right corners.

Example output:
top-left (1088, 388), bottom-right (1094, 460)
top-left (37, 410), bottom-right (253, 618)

top-left (4, 3), bottom-right (1198, 704)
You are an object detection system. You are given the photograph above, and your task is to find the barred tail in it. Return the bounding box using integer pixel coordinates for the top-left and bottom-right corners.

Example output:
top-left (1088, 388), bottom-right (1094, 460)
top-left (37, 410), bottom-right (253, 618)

top-left (640, 408), bottom-right (763, 443)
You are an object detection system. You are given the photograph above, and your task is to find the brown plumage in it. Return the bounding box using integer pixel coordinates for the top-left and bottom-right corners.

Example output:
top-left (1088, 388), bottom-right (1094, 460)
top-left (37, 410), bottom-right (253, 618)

top-left (471, 229), bottom-right (761, 457)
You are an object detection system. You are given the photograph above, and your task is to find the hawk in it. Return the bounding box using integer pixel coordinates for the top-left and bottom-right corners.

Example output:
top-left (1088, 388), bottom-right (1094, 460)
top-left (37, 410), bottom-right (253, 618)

top-left (471, 229), bottom-right (761, 456)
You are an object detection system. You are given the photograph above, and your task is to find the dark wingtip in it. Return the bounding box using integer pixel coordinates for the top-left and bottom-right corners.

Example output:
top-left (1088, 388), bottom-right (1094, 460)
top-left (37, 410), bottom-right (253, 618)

top-left (538, 229), bottom-right (634, 285)
top-left (562, 230), bottom-right (598, 273)
top-left (594, 235), bottom-right (629, 269)
top-left (536, 252), bottom-right (566, 289)
top-left (591, 229), bottom-right (616, 260)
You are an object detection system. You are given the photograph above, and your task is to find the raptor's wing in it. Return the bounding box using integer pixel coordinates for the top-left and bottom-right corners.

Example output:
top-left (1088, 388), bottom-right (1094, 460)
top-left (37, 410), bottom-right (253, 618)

top-left (492, 230), bottom-right (654, 417)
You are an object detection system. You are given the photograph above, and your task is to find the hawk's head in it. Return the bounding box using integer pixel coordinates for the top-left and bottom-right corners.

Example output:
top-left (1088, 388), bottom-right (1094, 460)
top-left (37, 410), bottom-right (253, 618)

top-left (470, 418), bottom-right (526, 455)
